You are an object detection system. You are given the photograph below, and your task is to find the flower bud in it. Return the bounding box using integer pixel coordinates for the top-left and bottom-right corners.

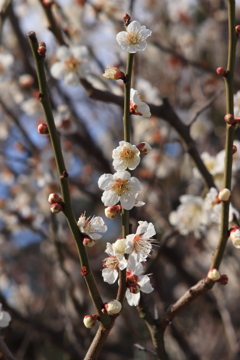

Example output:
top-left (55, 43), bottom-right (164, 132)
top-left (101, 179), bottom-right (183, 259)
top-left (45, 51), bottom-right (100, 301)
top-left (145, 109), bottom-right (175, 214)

top-left (103, 66), bottom-right (125, 81)
top-left (105, 299), bottom-right (122, 315)
top-left (83, 237), bottom-right (95, 247)
top-left (48, 193), bottom-right (63, 204)
top-left (236, 25), bottom-right (240, 34)
top-left (112, 238), bottom-right (126, 255)
top-left (128, 283), bottom-right (141, 294)
top-left (105, 205), bottom-right (121, 219)
top-left (218, 188), bottom-right (231, 202)
top-left (83, 314), bottom-right (98, 328)
top-left (218, 274), bottom-right (228, 285)
top-left (38, 123), bottom-right (49, 135)
top-left (123, 13), bottom-right (131, 27)
top-left (229, 226), bottom-right (240, 248)
top-left (136, 142), bottom-right (152, 155)
top-left (232, 145), bottom-right (237, 154)
top-left (216, 67), bottom-right (227, 77)
top-left (50, 203), bottom-right (62, 213)
top-left (224, 114), bottom-right (235, 125)
top-left (38, 42), bottom-right (47, 57)
top-left (207, 268), bottom-right (221, 281)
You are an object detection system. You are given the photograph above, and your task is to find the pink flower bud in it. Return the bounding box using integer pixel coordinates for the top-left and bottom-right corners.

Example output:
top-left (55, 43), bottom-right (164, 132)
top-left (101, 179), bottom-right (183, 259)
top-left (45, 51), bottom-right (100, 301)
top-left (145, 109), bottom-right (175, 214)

top-left (83, 314), bottom-right (98, 328)
top-left (38, 123), bottom-right (49, 135)
top-left (218, 274), bottom-right (228, 285)
top-left (236, 25), bottom-right (240, 34)
top-left (224, 114), bottom-right (235, 125)
top-left (216, 67), bottom-right (227, 77)
top-left (136, 142), bottom-right (152, 155)
top-left (50, 203), bottom-right (62, 213)
top-left (105, 205), bottom-right (122, 219)
top-left (48, 193), bottom-right (63, 204)
top-left (232, 145), bottom-right (237, 154)
top-left (83, 237), bottom-right (95, 247)
top-left (207, 268), bottom-right (221, 281)
top-left (218, 188), bottom-right (231, 202)
top-left (37, 42), bottom-right (47, 57)
top-left (105, 299), bottom-right (122, 315)
top-left (229, 226), bottom-right (240, 248)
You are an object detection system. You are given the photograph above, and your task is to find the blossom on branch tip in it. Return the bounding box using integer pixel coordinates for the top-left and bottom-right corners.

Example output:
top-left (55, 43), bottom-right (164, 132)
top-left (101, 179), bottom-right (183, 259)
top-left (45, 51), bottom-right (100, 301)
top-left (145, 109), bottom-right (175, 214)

top-left (98, 171), bottom-right (141, 210)
top-left (77, 214), bottom-right (107, 240)
top-left (50, 45), bottom-right (89, 87)
top-left (125, 221), bottom-right (156, 262)
top-left (112, 141), bottom-right (140, 171)
top-left (130, 89), bottom-right (151, 117)
top-left (116, 20), bottom-right (152, 53)
top-left (102, 242), bottom-right (128, 284)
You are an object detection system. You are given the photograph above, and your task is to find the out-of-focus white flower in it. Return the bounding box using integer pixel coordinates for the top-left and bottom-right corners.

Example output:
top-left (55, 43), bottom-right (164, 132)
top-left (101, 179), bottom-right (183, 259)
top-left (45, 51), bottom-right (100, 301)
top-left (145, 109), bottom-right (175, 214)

top-left (77, 214), bottom-right (107, 240)
top-left (0, 52), bottom-right (14, 73)
top-left (126, 255), bottom-right (153, 306)
top-left (169, 195), bottom-right (208, 239)
top-left (229, 226), bottom-right (240, 248)
top-left (130, 88), bottom-right (151, 117)
top-left (102, 242), bottom-right (128, 284)
top-left (125, 221), bottom-right (156, 262)
top-left (54, 104), bottom-right (78, 135)
top-left (98, 171), bottom-right (141, 210)
top-left (0, 304), bottom-right (11, 328)
top-left (116, 20), bottom-right (152, 53)
top-left (50, 45), bottom-right (89, 87)
top-left (234, 91), bottom-right (240, 117)
top-left (112, 141), bottom-right (140, 171)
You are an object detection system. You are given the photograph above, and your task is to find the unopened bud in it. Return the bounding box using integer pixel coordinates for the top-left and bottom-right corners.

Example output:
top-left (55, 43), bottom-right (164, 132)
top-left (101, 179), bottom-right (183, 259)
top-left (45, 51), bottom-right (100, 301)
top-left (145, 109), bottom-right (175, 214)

top-left (224, 114), bottom-right (235, 125)
top-left (232, 145), bottom-right (238, 154)
top-left (229, 226), bottom-right (240, 248)
top-left (216, 67), bottom-right (227, 77)
top-left (105, 205), bottom-right (121, 219)
top-left (218, 188), bottom-right (231, 202)
top-left (128, 282), bottom-right (141, 294)
top-left (123, 13), bottom-right (131, 27)
top-left (207, 268), bottom-right (221, 281)
top-left (103, 66), bottom-right (125, 81)
top-left (83, 237), bottom-right (95, 247)
top-left (38, 123), bottom-right (49, 134)
top-left (83, 314), bottom-right (98, 328)
top-left (236, 25), bottom-right (240, 34)
top-left (218, 274), bottom-right (228, 285)
top-left (136, 142), bottom-right (152, 155)
top-left (105, 299), bottom-right (122, 315)
top-left (112, 238), bottom-right (126, 255)
top-left (48, 193), bottom-right (63, 204)
top-left (38, 42), bottom-right (47, 57)
top-left (50, 203), bottom-right (62, 213)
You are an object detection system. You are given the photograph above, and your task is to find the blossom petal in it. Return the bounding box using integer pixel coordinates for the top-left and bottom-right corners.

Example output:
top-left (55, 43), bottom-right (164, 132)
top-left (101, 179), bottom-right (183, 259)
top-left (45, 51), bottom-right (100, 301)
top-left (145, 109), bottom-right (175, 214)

top-left (120, 193), bottom-right (136, 210)
top-left (101, 190), bottom-right (119, 207)
top-left (102, 269), bottom-right (118, 284)
top-left (126, 289), bottom-right (140, 306)
top-left (50, 62), bottom-right (67, 79)
top-left (98, 174), bottom-right (114, 190)
top-left (56, 46), bottom-right (72, 60)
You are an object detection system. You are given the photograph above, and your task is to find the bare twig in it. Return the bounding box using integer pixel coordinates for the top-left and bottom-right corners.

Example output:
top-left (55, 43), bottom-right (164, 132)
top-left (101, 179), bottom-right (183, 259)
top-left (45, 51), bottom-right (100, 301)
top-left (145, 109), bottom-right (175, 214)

top-left (0, 336), bottom-right (16, 360)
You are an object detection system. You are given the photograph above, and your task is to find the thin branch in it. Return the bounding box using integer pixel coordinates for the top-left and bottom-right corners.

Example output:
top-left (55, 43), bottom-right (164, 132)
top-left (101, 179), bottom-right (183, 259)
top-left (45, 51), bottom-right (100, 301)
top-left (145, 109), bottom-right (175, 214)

top-left (134, 343), bottom-right (157, 357)
top-left (0, 336), bottom-right (16, 360)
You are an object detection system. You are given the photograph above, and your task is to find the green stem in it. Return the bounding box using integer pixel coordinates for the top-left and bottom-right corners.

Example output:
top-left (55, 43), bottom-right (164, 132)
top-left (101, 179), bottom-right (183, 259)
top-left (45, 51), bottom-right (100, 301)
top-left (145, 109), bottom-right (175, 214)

top-left (210, 0), bottom-right (237, 270)
top-left (28, 31), bottom-right (111, 326)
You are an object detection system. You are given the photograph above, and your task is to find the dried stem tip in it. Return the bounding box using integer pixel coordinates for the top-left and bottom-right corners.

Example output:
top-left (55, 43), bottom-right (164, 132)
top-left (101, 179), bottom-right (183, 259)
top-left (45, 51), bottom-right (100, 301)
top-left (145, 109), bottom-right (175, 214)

top-left (28, 31), bottom-right (37, 41)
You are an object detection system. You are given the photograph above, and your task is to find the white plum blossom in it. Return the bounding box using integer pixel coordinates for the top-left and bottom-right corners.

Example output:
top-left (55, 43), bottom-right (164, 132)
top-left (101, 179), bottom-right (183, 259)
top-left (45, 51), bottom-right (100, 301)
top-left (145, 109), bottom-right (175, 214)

top-left (234, 91), bottom-right (240, 118)
top-left (116, 20), bottom-right (152, 53)
top-left (169, 195), bottom-right (208, 239)
top-left (0, 304), bottom-right (11, 328)
top-left (125, 221), bottom-right (156, 262)
top-left (102, 242), bottom-right (128, 284)
top-left (50, 45), bottom-right (89, 87)
top-left (77, 214), bottom-right (107, 240)
top-left (112, 141), bottom-right (140, 171)
top-left (229, 227), bottom-right (240, 248)
top-left (130, 88), bottom-right (151, 117)
top-left (126, 255), bottom-right (154, 306)
top-left (98, 171), bottom-right (141, 210)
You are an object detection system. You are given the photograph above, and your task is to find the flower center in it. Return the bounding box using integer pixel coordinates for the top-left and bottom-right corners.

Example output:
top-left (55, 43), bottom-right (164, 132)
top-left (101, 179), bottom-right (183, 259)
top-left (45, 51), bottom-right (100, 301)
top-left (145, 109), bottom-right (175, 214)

top-left (111, 178), bottom-right (129, 196)
top-left (126, 32), bottom-right (141, 45)
top-left (119, 148), bottom-right (136, 161)
top-left (64, 56), bottom-right (80, 72)
top-left (130, 100), bottom-right (142, 116)
top-left (103, 256), bottom-right (119, 270)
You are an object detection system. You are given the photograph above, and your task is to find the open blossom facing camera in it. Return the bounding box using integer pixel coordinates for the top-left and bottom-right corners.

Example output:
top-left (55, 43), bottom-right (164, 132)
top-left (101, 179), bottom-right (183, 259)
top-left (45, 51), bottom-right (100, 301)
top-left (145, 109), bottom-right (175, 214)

top-left (77, 214), bottom-right (107, 240)
top-left (116, 20), bottom-right (152, 53)
top-left (112, 141), bottom-right (140, 171)
top-left (98, 171), bottom-right (141, 210)
top-left (126, 255), bottom-right (154, 306)
top-left (102, 242), bottom-right (128, 284)
top-left (50, 45), bottom-right (89, 87)
top-left (130, 89), bottom-right (151, 117)
top-left (125, 221), bottom-right (156, 262)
